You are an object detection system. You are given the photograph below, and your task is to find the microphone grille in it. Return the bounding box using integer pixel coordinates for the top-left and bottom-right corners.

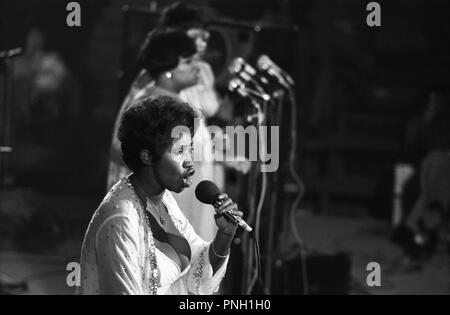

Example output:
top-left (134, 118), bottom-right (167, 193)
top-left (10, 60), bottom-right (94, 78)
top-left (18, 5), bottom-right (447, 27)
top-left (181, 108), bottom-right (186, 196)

top-left (257, 55), bottom-right (271, 70)
top-left (228, 79), bottom-right (248, 98)
top-left (195, 180), bottom-right (220, 204)
top-left (228, 78), bottom-right (239, 91)
top-left (228, 57), bottom-right (243, 74)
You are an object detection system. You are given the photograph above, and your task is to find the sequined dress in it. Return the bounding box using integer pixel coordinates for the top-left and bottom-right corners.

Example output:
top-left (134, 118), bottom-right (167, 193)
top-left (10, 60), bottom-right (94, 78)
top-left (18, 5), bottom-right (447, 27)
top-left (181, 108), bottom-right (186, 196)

top-left (76, 177), bottom-right (228, 295)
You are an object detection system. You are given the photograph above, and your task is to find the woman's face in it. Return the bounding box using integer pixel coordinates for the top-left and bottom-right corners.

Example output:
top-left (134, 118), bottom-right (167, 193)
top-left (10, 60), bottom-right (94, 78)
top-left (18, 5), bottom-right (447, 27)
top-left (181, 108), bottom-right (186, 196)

top-left (186, 28), bottom-right (209, 57)
top-left (153, 131), bottom-right (195, 193)
top-left (171, 54), bottom-right (200, 91)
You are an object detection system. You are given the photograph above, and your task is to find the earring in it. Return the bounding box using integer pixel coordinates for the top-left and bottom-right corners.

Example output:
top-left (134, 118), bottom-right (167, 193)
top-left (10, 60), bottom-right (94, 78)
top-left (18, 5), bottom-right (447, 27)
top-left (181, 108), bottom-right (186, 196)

top-left (144, 153), bottom-right (152, 166)
top-left (140, 151), bottom-right (152, 166)
top-left (165, 72), bottom-right (172, 79)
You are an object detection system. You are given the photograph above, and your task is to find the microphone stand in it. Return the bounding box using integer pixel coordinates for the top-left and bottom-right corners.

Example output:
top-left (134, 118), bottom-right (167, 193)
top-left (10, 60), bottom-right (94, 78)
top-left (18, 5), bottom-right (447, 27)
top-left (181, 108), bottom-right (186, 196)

top-left (235, 77), bottom-right (282, 294)
top-left (0, 48), bottom-right (21, 190)
top-left (237, 91), bottom-right (264, 294)
top-left (0, 47), bottom-right (26, 295)
top-left (262, 90), bottom-right (285, 294)
top-left (242, 91), bottom-right (276, 295)
top-left (230, 65), bottom-right (295, 294)
top-left (249, 88), bottom-right (287, 295)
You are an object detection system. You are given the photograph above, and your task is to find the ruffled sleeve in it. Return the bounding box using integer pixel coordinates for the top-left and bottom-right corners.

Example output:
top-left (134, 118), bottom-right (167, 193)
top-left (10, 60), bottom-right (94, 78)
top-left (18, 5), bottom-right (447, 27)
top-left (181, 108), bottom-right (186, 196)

top-left (95, 213), bottom-right (143, 294)
top-left (185, 222), bottom-right (229, 295)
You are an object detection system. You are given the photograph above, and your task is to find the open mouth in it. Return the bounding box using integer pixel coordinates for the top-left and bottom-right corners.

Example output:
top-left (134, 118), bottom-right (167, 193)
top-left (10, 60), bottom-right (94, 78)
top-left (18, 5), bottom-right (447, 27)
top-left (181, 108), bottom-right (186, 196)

top-left (182, 169), bottom-right (195, 187)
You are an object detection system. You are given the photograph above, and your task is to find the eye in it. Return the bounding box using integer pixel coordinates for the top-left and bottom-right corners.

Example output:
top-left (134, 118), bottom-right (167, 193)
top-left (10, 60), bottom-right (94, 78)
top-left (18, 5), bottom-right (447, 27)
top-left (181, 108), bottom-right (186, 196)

top-left (178, 147), bottom-right (184, 155)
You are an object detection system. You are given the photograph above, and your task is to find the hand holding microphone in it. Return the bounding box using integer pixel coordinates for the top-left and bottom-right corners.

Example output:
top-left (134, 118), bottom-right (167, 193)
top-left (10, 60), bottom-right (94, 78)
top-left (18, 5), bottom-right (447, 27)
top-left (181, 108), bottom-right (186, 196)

top-left (196, 180), bottom-right (253, 233)
top-left (213, 193), bottom-right (244, 236)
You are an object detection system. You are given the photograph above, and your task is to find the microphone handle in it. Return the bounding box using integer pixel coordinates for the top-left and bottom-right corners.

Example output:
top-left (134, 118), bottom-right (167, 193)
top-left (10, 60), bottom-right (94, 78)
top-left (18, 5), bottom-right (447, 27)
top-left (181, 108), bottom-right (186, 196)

top-left (267, 67), bottom-right (289, 88)
top-left (244, 87), bottom-right (270, 101)
top-left (271, 65), bottom-right (295, 86)
top-left (223, 210), bottom-right (253, 233)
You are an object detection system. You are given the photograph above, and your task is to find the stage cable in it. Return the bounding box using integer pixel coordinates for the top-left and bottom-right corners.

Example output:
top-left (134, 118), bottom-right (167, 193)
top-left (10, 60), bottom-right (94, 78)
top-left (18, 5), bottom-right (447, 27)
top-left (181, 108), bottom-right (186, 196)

top-left (287, 87), bottom-right (308, 294)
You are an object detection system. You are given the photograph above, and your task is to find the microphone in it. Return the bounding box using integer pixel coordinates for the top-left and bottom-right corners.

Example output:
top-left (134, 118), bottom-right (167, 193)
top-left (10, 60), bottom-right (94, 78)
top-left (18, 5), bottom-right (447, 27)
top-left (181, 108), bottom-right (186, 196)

top-left (228, 78), bottom-right (250, 99)
top-left (257, 54), bottom-right (295, 86)
top-left (195, 180), bottom-right (253, 233)
top-left (229, 57), bottom-right (258, 77)
top-left (228, 78), bottom-right (270, 102)
top-left (229, 57), bottom-right (270, 90)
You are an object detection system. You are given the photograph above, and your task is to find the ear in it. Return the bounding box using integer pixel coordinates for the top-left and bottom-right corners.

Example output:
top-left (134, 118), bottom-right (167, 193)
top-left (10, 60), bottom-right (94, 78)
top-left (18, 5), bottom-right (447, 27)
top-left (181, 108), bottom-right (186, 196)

top-left (139, 149), bottom-right (152, 166)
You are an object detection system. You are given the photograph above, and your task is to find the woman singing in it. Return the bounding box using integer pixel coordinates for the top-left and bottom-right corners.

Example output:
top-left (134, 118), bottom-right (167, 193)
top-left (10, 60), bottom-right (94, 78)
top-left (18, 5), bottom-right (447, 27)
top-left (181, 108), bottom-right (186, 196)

top-left (77, 95), bottom-right (242, 294)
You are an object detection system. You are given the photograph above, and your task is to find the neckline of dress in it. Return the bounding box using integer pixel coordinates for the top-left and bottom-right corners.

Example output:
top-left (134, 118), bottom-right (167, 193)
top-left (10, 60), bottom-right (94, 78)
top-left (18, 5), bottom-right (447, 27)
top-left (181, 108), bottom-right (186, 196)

top-left (154, 241), bottom-right (191, 277)
top-left (122, 177), bottom-right (191, 277)
top-left (124, 176), bottom-right (167, 218)
top-left (122, 176), bottom-right (185, 236)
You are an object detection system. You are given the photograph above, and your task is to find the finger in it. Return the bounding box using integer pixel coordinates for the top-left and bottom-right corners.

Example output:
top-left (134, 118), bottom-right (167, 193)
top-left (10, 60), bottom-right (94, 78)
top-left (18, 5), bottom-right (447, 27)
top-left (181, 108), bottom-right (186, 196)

top-left (217, 202), bottom-right (238, 215)
top-left (214, 214), bottom-right (238, 225)
top-left (230, 210), bottom-right (243, 218)
top-left (214, 213), bottom-right (234, 224)
top-left (217, 201), bottom-right (234, 214)
top-left (213, 199), bottom-right (226, 208)
top-left (222, 209), bottom-right (243, 219)
top-left (213, 194), bottom-right (229, 208)
top-left (216, 198), bottom-right (232, 211)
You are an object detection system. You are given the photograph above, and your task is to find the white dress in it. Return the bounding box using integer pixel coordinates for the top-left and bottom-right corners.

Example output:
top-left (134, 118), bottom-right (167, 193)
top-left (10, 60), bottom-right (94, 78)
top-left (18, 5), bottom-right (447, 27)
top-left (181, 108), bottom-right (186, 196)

top-left (76, 177), bottom-right (228, 295)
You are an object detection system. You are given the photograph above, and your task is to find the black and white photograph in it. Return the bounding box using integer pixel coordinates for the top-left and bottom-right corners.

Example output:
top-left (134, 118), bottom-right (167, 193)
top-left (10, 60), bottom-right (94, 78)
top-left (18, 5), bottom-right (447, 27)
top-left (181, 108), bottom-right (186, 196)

top-left (0, 0), bottom-right (449, 297)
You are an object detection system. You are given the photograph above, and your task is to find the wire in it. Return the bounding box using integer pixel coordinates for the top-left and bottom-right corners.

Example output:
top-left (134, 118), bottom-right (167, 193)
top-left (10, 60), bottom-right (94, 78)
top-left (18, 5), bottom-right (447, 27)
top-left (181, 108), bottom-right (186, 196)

top-left (246, 172), bottom-right (266, 295)
top-left (246, 172), bottom-right (266, 294)
top-left (245, 102), bottom-right (268, 295)
top-left (242, 162), bottom-right (257, 294)
top-left (252, 232), bottom-right (263, 293)
top-left (286, 87), bottom-right (309, 295)
top-left (246, 231), bottom-right (263, 295)
top-left (255, 112), bottom-right (268, 243)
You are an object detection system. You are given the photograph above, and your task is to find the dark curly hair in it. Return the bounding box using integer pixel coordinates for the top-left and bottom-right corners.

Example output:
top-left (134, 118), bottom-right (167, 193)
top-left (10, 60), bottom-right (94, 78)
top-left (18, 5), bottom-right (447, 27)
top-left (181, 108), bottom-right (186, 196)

top-left (137, 29), bottom-right (197, 79)
top-left (158, 2), bottom-right (207, 30)
top-left (118, 95), bottom-right (199, 172)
